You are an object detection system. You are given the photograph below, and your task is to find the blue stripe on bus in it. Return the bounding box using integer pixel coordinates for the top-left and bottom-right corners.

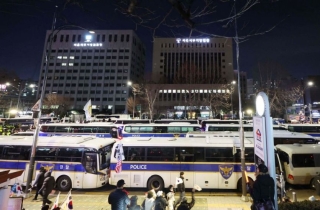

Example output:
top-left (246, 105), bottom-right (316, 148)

top-left (0, 161), bottom-right (86, 172)
top-left (308, 133), bottom-right (320, 137)
top-left (39, 133), bottom-right (112, 138)
top-left (122, 134), bottom-right (187, 138)
top-left (110, 163), bottom-right (255, 172)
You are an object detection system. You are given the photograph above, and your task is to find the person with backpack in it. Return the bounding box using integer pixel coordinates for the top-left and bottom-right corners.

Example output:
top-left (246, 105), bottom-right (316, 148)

top-left (154, 191), bottom-right (168, 210)
top-left (142, 191), bottom-right (155, 210)
top-left (108, 179), bottom-right (131, 210)
top-left (38, 171), bottom-right (56, 207)
top-left (33, 166), bottom-right (46, 200)
top-left (174, 172), bottom-right (185, 208)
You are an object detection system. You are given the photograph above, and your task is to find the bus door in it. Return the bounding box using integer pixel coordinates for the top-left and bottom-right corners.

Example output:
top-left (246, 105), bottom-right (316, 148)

top-left (82, 152), bottom-right (99, 188)
top-left (177, 147), bottom-right (194, 188)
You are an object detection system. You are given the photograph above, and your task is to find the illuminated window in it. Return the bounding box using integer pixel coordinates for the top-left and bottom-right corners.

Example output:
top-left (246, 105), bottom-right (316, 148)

top-left (69, 63), bottom-right (74, 66)
top-left (62, 63), bottom-right (67, 66)
top-left (70, 56), bottom-right (74, 59)
top-left (63, 56), bottom-right (67, 59)
top-left (57, 56), bottom-right (62, 59)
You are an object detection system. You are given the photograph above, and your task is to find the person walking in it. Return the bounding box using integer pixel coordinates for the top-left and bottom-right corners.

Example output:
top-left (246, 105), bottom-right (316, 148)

top-left (154, 191), bottom-right (168, 210)
top-left (174, 172), bottom-right (185, 208)
top-left (108, 179), bottom-right (130, 210)
top-left (166, 185), bottom-right (175, 210)
top-left (176, 188), bottom-right (196, 210)
top-left (33, 166), bottom-right (46, 200)
top-left (38, 171), bottom-right (56, 207)
top-left (250, 164), bottom-right (275, 210)
top-left (142, 191), bottom-right (155, 210)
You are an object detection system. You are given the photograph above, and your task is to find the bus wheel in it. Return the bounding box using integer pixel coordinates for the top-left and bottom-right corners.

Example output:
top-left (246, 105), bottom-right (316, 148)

top-left (147, 176), bottom-right (164, 191)
top-left (237, 177), bottom-right (253, 193)
top-left (57, 175), bottom-right (72, 191)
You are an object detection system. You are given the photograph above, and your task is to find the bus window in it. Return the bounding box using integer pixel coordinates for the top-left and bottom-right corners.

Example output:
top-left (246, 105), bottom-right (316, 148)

top-left (0, 146), bottom-right (3, 158)
top-left (57, 148), bottom-right (83, 162)
top-left (35, 147), bottom-right (58, 161)
top-left (128, 147), bottom-right (145, 161)
top-left (146, 147), bottom-right (174, 161)
top-left (98, 126), bottom-right (111, 133)
top-left (55, 126), bottom-right (69, 133)
top-left (83, 153), bottom-right (98, 173)
top-left (99, 144), bottom-right (113, 170)
top-left (292, 154), bottom-right (315, 168)
top-left (2, 146), bottom-right (30, 160)
top-left (167, 127), bottom-right (180, 133)
top-left (140, 126), bottom-right (153, 133)
top-left (206, 148), bottom-right (233, 162)
top-left (178, 147), bottom-right (194, 162)
top-left (194, 148), bottom-right (205, 162)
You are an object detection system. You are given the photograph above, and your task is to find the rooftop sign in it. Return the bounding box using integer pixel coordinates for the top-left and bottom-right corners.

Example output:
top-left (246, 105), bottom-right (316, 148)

top-left (176, 38), bottom-right (210, 43)
top-left (73, 43), bottom-right (103, 47)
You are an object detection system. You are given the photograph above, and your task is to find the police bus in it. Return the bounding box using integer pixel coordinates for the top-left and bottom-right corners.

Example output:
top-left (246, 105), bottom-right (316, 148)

top-left (109, 136), bottom-right (255, 191)
top-left (39, 123), bottom-right (121, 138)
top-left (0, 136), bottom-right (115, 191)
top-left (122, 123), bottom-right (202, 138)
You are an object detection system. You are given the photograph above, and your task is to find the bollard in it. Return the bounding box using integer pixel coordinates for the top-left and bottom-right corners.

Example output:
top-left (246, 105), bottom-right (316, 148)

top-left (292, 192), bottom-right (297, 202)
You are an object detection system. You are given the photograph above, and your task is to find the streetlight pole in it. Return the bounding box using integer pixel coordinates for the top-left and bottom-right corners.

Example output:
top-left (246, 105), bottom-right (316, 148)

top-left (25, 6), bottom-right (94, 194)
top-left (231, 80), bottom-right (236, 119)
top-left (234, 0), bottom-right (248, 201)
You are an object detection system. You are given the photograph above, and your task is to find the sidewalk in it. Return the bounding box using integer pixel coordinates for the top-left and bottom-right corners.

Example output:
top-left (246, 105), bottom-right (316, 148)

top-left (21, 193), bottom-right (251, 210)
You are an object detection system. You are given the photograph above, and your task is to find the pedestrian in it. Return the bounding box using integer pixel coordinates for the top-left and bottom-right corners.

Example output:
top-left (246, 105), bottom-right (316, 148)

top-left (38, 171), bottom-right (56, 207)
top-left (108, 179), bottom-right (130, 210)
top-left (250, 164), bottom-right (275, 210)
top-left (175, 188), bottom-right (195, 210)
top-left (166, 185), bottom-right (175, 210)
top-left (174, 172), bottom-right (185, 208)
top-left (142, 191), bottom-right (155, 210)
top-left (33, 166), bottom-right (47, 200)
top-left (128, 195), bottom-right (142, 210)
top-left (149, 184), bottom-right (160, 199)
top-left (154, 191), bottom-right (168, 210)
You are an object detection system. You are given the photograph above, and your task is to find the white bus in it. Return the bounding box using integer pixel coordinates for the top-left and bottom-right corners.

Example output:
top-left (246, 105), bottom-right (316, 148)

top-left (281, 124), bottom-right (320, 138)
top-left (109, 136), bottom-right (255, 191)
top-left (187, 130), bottom-right (318, 145)
top-left (276, 144), bottom-right (320, 186)
top-left (205, 124), bottom-right (287, 132)
top-left (39, 123), bottom-right (121, 138)
top-left (122, 123), bottom-right (202, 138)
top-left (0, 136), bottom-right (115, 191)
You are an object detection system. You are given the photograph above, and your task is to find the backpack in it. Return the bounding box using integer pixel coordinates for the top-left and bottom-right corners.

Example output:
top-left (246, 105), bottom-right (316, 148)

top-left (154, 199), bottom-right (164, 210)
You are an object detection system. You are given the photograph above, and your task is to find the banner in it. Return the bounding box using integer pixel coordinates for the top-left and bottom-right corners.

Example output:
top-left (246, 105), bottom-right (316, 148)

top-left (51, 192), bottom-right (60, 210)
top-left (61, 190), bottom-right (73, 210)
top-left (114, 143), bottom-right (125, 173)
top-left (31, 99), bottom-right (40, 111)
top-left (83, 99), bottom-right (92, 121)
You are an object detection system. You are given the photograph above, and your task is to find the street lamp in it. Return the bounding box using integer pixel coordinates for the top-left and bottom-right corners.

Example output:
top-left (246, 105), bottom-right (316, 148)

top-left (306, 81), bottom-right (314, 123)
top-left (246, 109), bottom-right (253, 117)
top-left (230, 80), bottom-right (236, 119)
top-left (127, 81), bottom-right (136, 119)
top-left (25, 6), bottom-right (95, 194)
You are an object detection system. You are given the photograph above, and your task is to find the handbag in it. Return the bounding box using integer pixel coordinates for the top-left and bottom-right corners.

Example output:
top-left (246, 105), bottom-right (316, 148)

top-left (253, 199), bottom-right (275, 210)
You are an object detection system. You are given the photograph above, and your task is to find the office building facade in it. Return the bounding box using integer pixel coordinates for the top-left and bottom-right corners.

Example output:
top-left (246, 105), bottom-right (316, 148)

top-left (38, 30), bottom-right (145, 114)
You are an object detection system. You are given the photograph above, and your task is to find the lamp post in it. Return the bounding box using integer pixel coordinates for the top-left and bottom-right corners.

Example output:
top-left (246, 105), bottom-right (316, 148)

top-left (306, 81), bottom-right (314, 123)
top-left (231, 80), bottom-right (236, 119)
top-left (25, 6), bottom-right (94, 194)
top-left (127, 81), bottom-right (136, 119)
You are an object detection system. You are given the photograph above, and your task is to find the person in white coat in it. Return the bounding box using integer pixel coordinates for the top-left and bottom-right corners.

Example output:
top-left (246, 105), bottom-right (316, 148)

top-left (142, 191), bottom-right (155, 210)
top-left (166, 185), bottom-right (175, 210)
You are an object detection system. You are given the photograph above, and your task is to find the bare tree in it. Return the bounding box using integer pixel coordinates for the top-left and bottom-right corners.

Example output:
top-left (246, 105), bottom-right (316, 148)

top-left (43, 93), bottom-right (73, 117)
top-left (126, 96), bottom-right (145, 115)
top-left (203, 85), bottom-right (231, 118)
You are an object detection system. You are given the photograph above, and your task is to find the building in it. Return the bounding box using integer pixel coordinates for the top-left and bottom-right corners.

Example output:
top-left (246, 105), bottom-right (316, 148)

top-left (147, 37), bottom-right (235, 119)
top-left (152, 38), bottom-right (234, 83)
top-left (37, 30), bottom-right (145, 114)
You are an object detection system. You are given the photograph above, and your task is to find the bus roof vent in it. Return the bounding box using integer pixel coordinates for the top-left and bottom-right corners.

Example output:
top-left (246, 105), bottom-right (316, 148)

top-left (293, 143), bottom-right (302, 146)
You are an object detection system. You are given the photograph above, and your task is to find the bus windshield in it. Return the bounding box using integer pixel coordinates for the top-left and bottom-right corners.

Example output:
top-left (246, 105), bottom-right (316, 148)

top-left (99, 144), bottom-right (113, 170)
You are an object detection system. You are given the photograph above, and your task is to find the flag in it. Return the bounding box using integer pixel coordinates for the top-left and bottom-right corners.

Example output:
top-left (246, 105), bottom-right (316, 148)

top-left (83, 99), bottom-right (92, 121)
top-left (175, 177), bottom-right (183, 185)
top-left (115, 143), bottom-right (125, 173)
top-left (31, 99), bottom-right (40, 111)
top-left (51, 192), bottom-right (60, 210)
top-left (61, 190), bottom-right (73, 210)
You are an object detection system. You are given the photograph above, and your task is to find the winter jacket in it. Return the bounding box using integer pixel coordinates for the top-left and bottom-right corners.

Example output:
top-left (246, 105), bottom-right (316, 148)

top-left (154, 196), bottom-right (168, 210)
top-left (177, 176), bottom-right (185, 192)
top-left (34, 171), bottom-right (46, 187)
top-left (39, 172), bottom-right (55, 194)
top-left (142, 197), bottom-right (155, 210)
top-left (108, 189), bottom-right (130, 210)
top-left (176, 192), bottom-right (195, 210)
top-left (251, 173), bottom-right (275, 203)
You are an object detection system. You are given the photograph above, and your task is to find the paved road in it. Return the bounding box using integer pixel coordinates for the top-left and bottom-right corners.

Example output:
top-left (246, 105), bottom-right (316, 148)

top-left (18, 184), bottom-right (318, 210)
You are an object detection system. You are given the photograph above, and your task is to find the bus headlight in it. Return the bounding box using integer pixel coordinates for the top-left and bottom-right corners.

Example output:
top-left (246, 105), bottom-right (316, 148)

top-left (99, 174), bottom-right (106, 181)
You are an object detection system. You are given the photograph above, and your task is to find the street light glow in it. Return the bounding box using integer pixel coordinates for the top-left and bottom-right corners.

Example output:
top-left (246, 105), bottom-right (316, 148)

top-left (232, 80), bottom-right (236, 85)
top-left (308, 81), bottom-right (314, 86)
top-left (127, 81), bottom-right (132, 86)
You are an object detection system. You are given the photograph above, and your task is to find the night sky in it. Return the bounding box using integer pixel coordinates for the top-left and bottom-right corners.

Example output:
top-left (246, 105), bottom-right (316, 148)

top-left (0, 0), bottom-right (319, 81)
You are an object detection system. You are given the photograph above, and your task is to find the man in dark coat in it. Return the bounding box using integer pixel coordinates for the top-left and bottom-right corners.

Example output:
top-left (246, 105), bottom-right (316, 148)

top-left (176, 188), bottom-right (195, 210)
top-left (108, 179), bottom-right (130, 210)
top-left (33, 166), bottom-right (46, 200)
top-left (174, 172), bottom-right (186, 208)
top-left (38, 171), bottom-right (56, 207)
top-left (250, 164), bottom-right (275, 210)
